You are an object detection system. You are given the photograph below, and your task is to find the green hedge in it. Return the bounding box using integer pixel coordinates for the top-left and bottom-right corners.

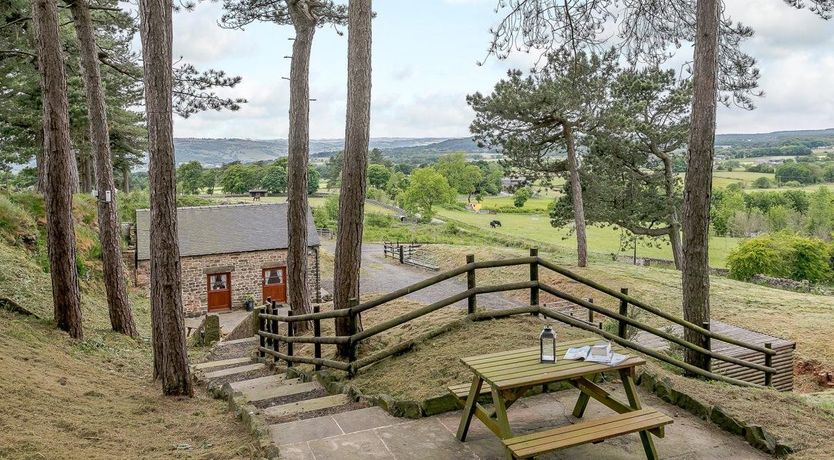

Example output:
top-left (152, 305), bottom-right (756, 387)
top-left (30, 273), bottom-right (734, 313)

top-left (727, 232), bottom-right (832, 283)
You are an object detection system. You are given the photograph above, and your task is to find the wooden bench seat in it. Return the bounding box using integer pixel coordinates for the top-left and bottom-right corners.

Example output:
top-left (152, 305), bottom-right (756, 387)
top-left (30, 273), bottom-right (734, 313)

top-left (448, 383), bottom-right (491, 405)
top-left (503, 408), bottom-right (673, 459)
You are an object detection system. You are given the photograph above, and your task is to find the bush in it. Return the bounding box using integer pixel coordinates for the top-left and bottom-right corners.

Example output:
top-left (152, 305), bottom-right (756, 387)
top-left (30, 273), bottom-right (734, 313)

top-left (727, 233), bottom-right (832, 283)
top-left (752, 177), bottom-right (772, 189)
top-left (365, 212), bottom-right (394, 228)
top-left (783, 180), bottom-right (803, 188)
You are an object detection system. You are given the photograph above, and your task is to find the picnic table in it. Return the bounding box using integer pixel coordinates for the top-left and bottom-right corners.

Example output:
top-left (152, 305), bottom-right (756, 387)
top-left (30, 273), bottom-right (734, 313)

top-left (453, 338), bottom-right (673, 459)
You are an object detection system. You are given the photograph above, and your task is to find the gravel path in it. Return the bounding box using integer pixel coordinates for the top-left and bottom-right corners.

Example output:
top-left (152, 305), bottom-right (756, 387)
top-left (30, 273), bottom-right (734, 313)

top-left (319, 240), bottom-right (524, 310)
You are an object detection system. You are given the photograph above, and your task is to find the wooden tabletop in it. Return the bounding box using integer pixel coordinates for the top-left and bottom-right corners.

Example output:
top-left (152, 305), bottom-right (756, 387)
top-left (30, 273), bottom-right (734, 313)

top-left (461, 338), bottom-right (645, 390)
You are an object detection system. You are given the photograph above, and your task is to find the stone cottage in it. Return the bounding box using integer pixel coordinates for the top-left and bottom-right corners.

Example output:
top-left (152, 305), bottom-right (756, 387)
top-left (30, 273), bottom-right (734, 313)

top-left (135, 203), bottom-right (321, 317)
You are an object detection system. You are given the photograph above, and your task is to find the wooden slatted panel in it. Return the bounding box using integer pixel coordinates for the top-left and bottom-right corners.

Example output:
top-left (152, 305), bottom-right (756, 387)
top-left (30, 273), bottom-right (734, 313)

top-left (462, 341), bottom-right (645, 390)
top-left (504, 409), bottom-right (673, 459)
top-left (634, 320), bottom-right (795, 391)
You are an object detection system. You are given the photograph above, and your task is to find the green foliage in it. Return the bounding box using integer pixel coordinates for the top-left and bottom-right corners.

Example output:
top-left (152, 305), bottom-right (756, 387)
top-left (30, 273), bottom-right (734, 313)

top-left (727, 232), bottom-right (832, 283)
top-left (434, 153), bottom-right (482, 198)
top-left (746, 163), bottom-right (775, 173)
top-left (220, 164), bottom-right (259, 194)
top-left (176, 161), bottom-right (204, 194)
top-left (307, 167), bottom-right (320, 195)
top-left (313, 195), bottom-right (340, 229)
top-left (260, 163), bottom-right (288, 194)
top-left (117, 191), bottom-right (210, 224)
top-left (367, 164), bottom-right (392, 189)
top-left (397, 168), bottom-right (456, 220)
top-left (752, 176), bottom-right (772, 189)
top-left (776, 162), bottom-right (818, 185)
top-left (806, 187), bottom-right (834, 239)
top-left (513, 187), bottom-right (531, 208)
top-left (365, 212), bottom-right (394, 228)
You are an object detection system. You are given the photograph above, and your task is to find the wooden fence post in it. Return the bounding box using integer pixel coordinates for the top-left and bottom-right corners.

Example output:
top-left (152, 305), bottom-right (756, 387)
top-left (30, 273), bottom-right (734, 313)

top-left (765, 342), bottom-right (773, 387)
top-left (618, 288), bottom-right (629, 339)
top-left (587, 298), bottom-right (594, 324)
top-left (703, 321), bottom-right (711, 373)
top-left (348, 297), bottom-right (359, 364)
top-left (529, 248), bottom-right (539, 312)
top-left (313, 306), bottom-right (322, 371)
top-left (258, 308), bottom-right (266, 359)
top-left (271, 301), bottom-right (279, 364)
top-left (399, 245), bottom-right (404, 264)
top-left (286, 310), bottom-right (294, 368)
top-left (466, 254), bottom-right (476, 314)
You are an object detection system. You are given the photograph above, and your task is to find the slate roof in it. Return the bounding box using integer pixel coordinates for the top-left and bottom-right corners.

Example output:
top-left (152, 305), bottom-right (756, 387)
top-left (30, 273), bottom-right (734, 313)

top-left (136, 203), bottom-right (320, 261)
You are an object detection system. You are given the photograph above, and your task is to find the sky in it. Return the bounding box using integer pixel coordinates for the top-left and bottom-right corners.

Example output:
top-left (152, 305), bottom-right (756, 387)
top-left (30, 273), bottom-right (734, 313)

top-left (168, 0), bottom-right (834, 140)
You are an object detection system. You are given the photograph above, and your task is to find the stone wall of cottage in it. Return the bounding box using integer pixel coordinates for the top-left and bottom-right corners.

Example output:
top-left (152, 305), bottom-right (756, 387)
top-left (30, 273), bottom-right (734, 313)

top-left (135, 248), bottom-right (320, 317)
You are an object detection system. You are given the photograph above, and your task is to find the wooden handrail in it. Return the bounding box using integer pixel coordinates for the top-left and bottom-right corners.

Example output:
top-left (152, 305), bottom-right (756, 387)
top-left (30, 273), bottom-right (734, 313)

top-left (538, 284), bottom-right (777, 375)
top-left (255, 251), bottom-right (776, 387)
top-left (536, 258), bottom-right (776, 356)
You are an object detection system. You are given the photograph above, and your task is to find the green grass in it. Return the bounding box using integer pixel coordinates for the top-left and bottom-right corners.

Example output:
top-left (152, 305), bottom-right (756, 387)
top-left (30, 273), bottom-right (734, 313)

top-left (202, 194), bottom-right (395, 216)
top-left (435, 207), bottom-right (740, 268)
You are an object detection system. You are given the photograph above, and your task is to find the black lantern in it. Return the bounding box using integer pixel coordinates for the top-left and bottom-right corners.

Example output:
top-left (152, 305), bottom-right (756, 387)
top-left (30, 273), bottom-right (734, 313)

top-left (540, 325), bottom-right (556, 363)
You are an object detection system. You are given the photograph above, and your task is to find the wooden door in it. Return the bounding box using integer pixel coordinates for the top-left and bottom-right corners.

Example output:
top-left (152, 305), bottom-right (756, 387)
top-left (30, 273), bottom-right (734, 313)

top-left (207, 272), bottom-right (231, 312)
top-left (262, 267), bottom-right (287, 303)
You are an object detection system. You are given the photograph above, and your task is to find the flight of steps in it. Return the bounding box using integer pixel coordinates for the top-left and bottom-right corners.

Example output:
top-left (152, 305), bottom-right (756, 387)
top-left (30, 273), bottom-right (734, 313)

top-left (191, 337), bottom-right (394, 459)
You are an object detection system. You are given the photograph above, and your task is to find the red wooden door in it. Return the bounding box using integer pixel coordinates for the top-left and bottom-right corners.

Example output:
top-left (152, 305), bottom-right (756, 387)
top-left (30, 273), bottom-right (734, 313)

top-left (262, 267), bottom-right (287, 303)
top-left (207, 273), bottom-right (231, 312)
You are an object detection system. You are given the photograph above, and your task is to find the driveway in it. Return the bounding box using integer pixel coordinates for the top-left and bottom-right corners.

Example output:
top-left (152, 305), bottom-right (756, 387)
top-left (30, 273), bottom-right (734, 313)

top-left (319, 240), bottom-right (524, 310)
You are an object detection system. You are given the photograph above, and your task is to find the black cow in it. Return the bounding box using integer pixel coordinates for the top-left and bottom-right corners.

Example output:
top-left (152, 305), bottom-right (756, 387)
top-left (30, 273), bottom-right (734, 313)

top-left (489, 220), bottom-right (502, 228)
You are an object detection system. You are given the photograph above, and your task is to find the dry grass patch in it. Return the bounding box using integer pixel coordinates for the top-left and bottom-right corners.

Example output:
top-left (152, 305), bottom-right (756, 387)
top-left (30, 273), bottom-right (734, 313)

top-left (0, 311), bottom-right (257, 459)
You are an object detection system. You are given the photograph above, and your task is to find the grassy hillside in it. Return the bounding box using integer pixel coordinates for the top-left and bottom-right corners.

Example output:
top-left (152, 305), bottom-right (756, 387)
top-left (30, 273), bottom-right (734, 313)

top-left (0, 191), bottom-right (257, 458)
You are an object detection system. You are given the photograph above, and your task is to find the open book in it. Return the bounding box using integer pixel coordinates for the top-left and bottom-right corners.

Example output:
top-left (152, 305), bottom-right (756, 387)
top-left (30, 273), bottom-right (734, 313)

top-left (563, 342), bottom-right (629, 366)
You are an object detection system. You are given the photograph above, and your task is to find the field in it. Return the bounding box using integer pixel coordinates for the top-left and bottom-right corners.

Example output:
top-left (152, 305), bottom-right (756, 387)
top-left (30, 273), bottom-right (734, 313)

top-left (435, 207), bottom-right (740, 268)
top-left (203, 194), bottom-right (396, 215)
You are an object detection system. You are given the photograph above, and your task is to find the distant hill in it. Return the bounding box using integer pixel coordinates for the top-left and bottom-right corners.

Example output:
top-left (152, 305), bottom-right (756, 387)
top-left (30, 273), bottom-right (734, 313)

top-left (715, 128), bottom-right (834, 147)
top-left (173, 137), bottom-right (487, 166)
top-left (170, 128), bottom-right (834, 167)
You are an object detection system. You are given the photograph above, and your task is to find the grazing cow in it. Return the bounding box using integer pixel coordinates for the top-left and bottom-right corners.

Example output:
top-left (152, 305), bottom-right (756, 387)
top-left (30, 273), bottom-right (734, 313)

top-left (490, 220), bottom-right (502, 228)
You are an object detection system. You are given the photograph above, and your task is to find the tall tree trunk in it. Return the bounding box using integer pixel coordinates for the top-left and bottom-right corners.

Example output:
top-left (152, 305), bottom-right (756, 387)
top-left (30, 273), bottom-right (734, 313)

top-left (334, 0), bottom-right (372, 357)
top-left (70, 0), bottom-right (137, 338)
top-left (32, 0), bottom-right (83, 339)
top-left (77, 145), bottom-right (94, 193)
top-left (659, 152), bottom-right (683, 270)
top-left (139, 0), bottom-right (192, 396)
top-left (36, 138), bottom-right (47, 193)
top-left (285, 5), bottom-right (316, 329)
top-left (564, 124), bottom-right (588, 267)
top-left (682, 0), bottom-right (720, 372)
top-left (122, 166), bottom-right (131, 193)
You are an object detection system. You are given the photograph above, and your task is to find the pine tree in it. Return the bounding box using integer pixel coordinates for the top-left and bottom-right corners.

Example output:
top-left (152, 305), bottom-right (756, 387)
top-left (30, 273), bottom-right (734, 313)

top-left (31, 0), bottom-right (83, 339)
top-left (67, 0), bottom-right (137, 338)
top-left (138, 0), bottom-right (192, 396)
top-left (334, 0), bottom-right (372, 356)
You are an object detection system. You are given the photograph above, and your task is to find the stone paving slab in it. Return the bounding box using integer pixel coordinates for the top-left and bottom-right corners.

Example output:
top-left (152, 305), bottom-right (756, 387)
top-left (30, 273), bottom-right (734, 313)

top-left (216, 336), bottom-right (258, 347)
top-left (275, 383), bottom-right (768, 460)
top-left (246, 381), bottom-right (321, 403)
top-left (270, 415), bottom-right (344, 445)
top-left (192, 356), bottom-right (251, 371)
top-left (263, 394), bottom-right (350, 418)
top-left (306, 430), bottom-right (393, 460)
top-left (331, 407), bottom-right (405, 434)
top-left (202, 363), bottom-right (265, 379)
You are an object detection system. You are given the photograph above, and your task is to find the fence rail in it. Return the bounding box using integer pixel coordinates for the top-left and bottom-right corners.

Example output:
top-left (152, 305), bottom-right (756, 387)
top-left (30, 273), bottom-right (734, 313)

top-left (258, 249), bottom-right (777, 388)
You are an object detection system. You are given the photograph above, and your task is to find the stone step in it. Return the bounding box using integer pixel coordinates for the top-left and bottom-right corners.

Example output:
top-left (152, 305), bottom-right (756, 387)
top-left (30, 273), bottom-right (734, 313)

top-left (268, 407), bottom-right (404, 446)
top-left (246, 381), bottom-right (322, 403)
top-left (228, 374), bottom-right (297, 392)
top-left (191, 356), bottom-right (251, 371)
top-left (262, 394), bottom-right (351, 419)
top-left (215, 336), bottom-right (258, 347)
top-left (203, 363), bottom-right (265, 379)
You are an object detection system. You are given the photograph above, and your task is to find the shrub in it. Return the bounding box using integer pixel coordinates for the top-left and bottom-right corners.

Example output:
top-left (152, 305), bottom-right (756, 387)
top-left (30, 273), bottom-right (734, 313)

top-left (783, 180), bottom-right (803, 188)
top-left (727, 233), bottom-right (832, 283)
top-left (752, 177), bottom-right (772, 189)
top-left (365, 212), bottom-right (394, 228)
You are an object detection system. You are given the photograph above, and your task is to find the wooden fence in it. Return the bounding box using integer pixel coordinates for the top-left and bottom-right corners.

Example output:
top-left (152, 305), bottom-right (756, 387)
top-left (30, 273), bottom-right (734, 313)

top-left (258, 248), bottom-right (778, 388)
